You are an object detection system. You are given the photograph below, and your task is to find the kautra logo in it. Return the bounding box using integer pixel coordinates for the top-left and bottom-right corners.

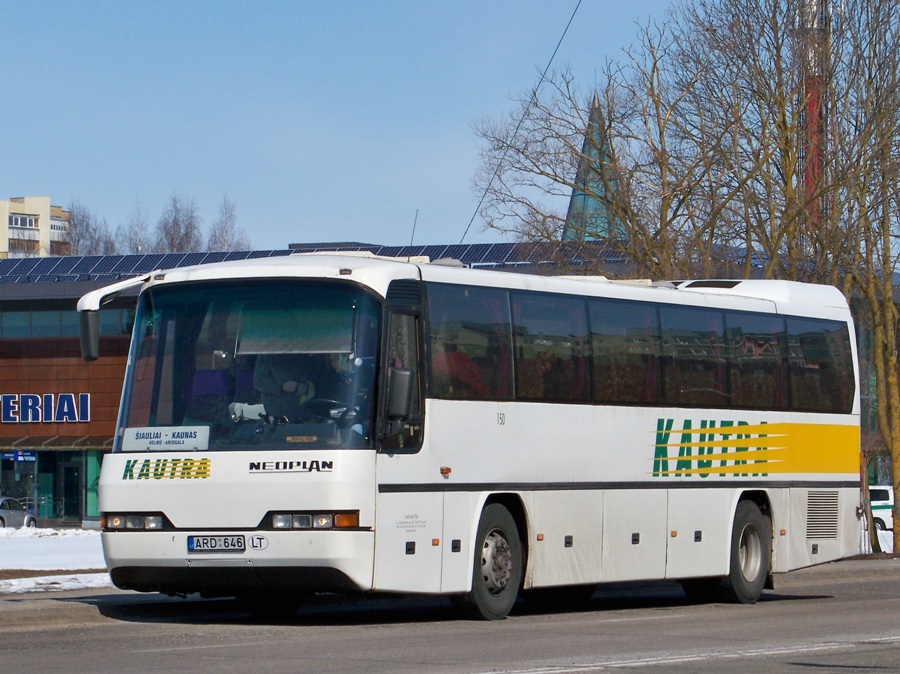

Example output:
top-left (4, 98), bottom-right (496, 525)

top-left (652, 418), bottom-right (769, 478)
top-left (121, 458), bottom-right (211, 480)
top-left (653, 417), bottom-right (859, 477)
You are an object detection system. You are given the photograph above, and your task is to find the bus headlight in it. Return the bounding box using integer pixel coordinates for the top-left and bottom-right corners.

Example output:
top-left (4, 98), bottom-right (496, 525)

top-left (272, 514), bottom-right (293, 529)
top-left (126, 515), bottom-right (145, 529)
top-left (106, 514), bottom-right (126, 530)
top-left (144, 515), bottom-right (164, 530)
top-left (313, 514), bottom-right (334, 529)
top-left (292, 514), bottom-right (313, 528)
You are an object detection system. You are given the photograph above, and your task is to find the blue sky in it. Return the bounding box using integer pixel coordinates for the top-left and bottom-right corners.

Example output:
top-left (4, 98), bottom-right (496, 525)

top-left (2, 1), bottom-right (670, 251)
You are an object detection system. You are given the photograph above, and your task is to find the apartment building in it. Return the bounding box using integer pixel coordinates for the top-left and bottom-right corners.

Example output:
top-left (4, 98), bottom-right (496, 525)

top-left (0, 196), bottom-right (72, 258)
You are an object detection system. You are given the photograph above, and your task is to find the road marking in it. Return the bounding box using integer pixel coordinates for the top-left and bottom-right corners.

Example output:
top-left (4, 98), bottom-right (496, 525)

top-left (470, 634), bottom-right (900, 673)
top-left (134, 640), bottom-right (275, 654)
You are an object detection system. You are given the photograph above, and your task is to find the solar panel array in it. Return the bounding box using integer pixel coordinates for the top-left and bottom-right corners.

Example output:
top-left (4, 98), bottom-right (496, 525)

top-left (0, 241), bottom-right (628, 284)
top-left (295, 240), bottom-right (629, 270)
top-left (0, 249), bottom-right (294, 284)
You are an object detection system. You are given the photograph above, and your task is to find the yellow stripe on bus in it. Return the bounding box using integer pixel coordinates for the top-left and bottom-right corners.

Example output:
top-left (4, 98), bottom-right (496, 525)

top-left (652, 422), bottom-right (858, 476)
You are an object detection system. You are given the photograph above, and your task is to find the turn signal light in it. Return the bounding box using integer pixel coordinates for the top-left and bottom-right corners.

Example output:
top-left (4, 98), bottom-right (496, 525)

top-left (334, 512), bottom-right (359, 528)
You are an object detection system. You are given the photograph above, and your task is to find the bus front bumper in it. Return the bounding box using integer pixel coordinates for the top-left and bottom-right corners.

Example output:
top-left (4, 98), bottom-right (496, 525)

top-left (101, 530), bottom-right (375, 597)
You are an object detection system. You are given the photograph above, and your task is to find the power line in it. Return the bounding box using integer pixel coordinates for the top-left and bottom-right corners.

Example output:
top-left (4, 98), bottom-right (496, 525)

top-left (460, 0), bottom-right (583, 244)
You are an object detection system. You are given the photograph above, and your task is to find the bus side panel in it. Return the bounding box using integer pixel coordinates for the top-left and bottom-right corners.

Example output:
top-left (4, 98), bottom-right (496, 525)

top-left (664, 489), bottom-right (731, 579)
top-left (787, 486), bottom-right (859, 571)
top-left (601, 489), bottom-right (667, 582)
top-left (440, 491), bottom-right (478, 593)
top-left (372, 492), bottom-right (444, 593)
top-left (527, 491), bottom-right (603, 588)
top-left (767, 488), bottom-right (791, 573)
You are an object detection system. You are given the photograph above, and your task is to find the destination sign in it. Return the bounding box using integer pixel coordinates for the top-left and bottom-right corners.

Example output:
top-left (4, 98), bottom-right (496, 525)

top-left (121, 426), bottom-right (210, 452)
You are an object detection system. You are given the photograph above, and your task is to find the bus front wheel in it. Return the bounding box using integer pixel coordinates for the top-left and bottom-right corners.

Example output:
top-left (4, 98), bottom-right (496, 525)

top-left (720, 500), bottom-right (771, 604)
top-left (454, 503), bottom-right (522, 620)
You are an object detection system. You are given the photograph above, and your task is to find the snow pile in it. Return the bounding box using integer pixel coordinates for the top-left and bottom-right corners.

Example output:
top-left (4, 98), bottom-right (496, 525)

top-left (0, 528), bottom-right (111, 594)
top-left (0, 573), bottom-right (113, 594)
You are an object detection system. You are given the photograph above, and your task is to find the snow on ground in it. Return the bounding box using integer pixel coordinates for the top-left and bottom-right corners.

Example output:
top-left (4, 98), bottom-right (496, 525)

top-left (877, 529), bottom-right (893, 553)
top-left (0, 528), bottom-right (111, 594)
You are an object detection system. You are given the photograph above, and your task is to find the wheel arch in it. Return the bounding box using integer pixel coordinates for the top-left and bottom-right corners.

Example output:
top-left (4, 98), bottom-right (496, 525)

top-left (738, 489), bottom-right (772, 517)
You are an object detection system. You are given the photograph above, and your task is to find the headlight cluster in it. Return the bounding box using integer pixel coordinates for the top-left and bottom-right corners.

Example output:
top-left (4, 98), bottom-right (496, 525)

top-left (102, 511), bottom-right (361, 531)
top-left (271, 511), bottom-right (359, 530)
top-left (103, 513), bottom-right (166, 530)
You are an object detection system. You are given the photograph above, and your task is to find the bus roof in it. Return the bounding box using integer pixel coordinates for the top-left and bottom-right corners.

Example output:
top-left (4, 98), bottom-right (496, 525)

top-left (77, 252), bottom-right (851, 322)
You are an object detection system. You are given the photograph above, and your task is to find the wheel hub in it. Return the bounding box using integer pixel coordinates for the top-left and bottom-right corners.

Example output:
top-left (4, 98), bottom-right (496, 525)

top-left (738, 523), bottom-right (762, 581)
top-left (481, 529), bottom-right (512, 595)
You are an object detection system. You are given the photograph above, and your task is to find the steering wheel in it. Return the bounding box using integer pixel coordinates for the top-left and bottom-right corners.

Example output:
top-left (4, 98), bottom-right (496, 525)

top-left (299, 398), bottom-right (358, 425)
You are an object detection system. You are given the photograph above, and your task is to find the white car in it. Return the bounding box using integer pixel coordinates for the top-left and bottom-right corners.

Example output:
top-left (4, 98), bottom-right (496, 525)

top-left (0, 497), bottom-right (37, 528)
top-left (869, 486), bottom-right (894, 531)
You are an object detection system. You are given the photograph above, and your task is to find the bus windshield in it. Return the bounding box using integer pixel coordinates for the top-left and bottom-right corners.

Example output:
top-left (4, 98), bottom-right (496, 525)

top-left (116, 279), bottom-right (381, 452)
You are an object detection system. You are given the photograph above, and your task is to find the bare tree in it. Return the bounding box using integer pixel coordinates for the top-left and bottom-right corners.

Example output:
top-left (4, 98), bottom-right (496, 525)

top-left (474, 0), bottom-right (900, 552)
top-left (473, 13), bottom-right (789, 280)
top-left (68, 200), bottom-right (118, 256)
top-left (834, 0), bottom-right (900, 553)
top-left (116, 199), bottom-right (153, 254)
top-left (206, 195), bottom-right (250, 252)
top-left (154, 193), bottom-right (203, 253)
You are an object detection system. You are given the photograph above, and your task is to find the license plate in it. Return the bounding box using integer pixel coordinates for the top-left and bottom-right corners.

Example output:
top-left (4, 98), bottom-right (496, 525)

top-left (187, 535), bottom-right (246, 553)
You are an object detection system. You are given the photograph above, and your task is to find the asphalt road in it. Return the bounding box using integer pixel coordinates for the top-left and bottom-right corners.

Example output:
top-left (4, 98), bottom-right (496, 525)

top-left (0, 558), bottom-right (898, 673)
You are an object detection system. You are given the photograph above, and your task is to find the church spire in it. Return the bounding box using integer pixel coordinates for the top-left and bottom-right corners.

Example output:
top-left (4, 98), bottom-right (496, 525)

top-left (562, 93), bottom-right (623, 241)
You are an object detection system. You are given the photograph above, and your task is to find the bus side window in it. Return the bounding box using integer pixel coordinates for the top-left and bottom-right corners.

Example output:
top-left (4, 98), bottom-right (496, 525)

top-left (660, 306), bottom-right (727, 408)
top-left (590, 299), bottom-right (660, 405)
top-left (726, 314), bottom-right (787, 410)
top-left (512, 293), bottom-right (590, 403)
top-left (425, 283), bottom-right (512, 401)
top-left (786, 318), bottom-right (853, 414)
top-left (383, 312), bottom-right (423, 449)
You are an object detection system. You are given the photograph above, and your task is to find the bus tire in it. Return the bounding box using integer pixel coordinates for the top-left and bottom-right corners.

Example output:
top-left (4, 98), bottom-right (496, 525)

top-left (455, 503), bottom-right (522, 620)
top-left (875, 518), bottom-right (886, 531)
top-left (720, 500), bottom-right (771, 604)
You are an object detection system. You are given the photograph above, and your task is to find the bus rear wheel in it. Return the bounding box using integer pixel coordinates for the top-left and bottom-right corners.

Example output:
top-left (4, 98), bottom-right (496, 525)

top-left (454, 503), bottom-right (522, 620)
top-left (720, 500), bottom-right (771, 604)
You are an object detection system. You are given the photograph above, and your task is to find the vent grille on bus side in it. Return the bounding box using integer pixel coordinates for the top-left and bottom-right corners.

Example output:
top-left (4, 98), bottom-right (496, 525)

top-left (806, 490), bottom-right (839, 539)
top-left (386, 280), bottom-right (422, 311)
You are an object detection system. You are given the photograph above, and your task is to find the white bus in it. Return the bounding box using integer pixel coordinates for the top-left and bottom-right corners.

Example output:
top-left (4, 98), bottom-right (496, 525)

top-left (78, 254), bottom-right (860, 620)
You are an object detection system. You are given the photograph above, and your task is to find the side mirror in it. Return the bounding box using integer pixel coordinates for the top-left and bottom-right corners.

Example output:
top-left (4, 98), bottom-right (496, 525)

top-left (387, 367), bottom-right (414, 423)
top-left (79, 311), bottom-right (100, 362)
